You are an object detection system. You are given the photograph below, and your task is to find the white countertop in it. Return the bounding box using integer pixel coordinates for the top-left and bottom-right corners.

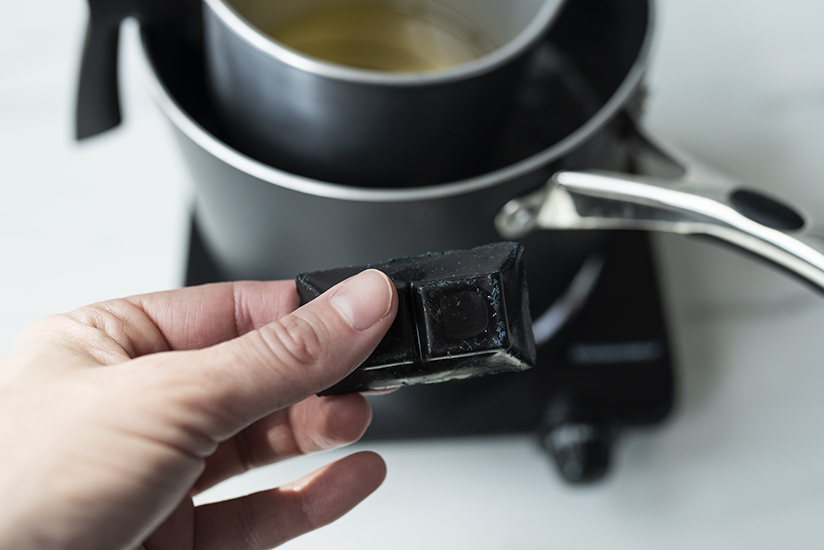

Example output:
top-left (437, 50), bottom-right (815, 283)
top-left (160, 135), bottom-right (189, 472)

top-left (2, 0), bottom-right (824, 547)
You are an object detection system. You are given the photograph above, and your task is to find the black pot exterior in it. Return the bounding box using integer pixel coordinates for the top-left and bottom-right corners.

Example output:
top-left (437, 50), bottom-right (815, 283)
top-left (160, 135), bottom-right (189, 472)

top-left (203, 1), bottom-right (535, 187)
top-left (141, 0), bottom-right (651, 322)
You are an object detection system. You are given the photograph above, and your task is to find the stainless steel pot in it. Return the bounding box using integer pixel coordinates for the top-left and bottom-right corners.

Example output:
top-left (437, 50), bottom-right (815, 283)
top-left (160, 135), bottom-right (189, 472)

top-left (202, 0), bottom-right (567, 186)
top-left (138, 0), bottom-right (651, 327)
top-left (137, 0), bottom-right (824, 318)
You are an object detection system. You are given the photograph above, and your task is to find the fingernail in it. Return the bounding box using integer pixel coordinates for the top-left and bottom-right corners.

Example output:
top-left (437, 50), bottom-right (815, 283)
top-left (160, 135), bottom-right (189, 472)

top-left (330, 270), bottom-right (393, 331)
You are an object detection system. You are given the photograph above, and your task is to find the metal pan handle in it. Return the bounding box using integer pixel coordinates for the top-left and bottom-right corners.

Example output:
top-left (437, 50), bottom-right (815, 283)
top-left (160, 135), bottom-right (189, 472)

top-left (495, 127), bottom-right (824, 293)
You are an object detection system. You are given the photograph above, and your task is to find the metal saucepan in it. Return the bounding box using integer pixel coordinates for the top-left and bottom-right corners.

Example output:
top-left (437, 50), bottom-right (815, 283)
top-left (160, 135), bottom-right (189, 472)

top-left (202, 0), bottom-right (567, 186)
top-left (135, 0), bottom-right (648, 319)
top-left (81, 0), bottom-right (824, 296)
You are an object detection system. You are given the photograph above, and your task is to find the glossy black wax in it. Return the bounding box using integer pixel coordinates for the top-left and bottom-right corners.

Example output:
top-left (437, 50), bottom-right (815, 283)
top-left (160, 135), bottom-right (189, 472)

top-left (296, 243), bottom-right (536, 395)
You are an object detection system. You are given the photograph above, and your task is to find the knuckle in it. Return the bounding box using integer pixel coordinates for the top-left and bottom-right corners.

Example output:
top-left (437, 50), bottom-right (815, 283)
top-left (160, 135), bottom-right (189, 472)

top-left (236, 497), bottom-right (265, 550)
top-left (258, 314), bottom-right (327, 369)
top-left (294, 489), bottom-right (320, 533)
top-left (44, 306), bottom-right (135, 364)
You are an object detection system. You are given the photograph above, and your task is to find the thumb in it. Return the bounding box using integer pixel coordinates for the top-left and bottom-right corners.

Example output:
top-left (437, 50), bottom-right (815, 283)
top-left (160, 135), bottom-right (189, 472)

top-left (146, 269), bottom-right (397, 441)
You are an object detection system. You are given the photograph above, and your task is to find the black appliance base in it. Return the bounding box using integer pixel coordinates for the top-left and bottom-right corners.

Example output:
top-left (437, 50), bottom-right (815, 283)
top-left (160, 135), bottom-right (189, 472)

top-left (185, 216), bottom-right (674, 483)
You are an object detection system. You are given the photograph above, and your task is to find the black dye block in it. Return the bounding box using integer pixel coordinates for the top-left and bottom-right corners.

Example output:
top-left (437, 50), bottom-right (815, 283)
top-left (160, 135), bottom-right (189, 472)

top-left (296, 242), bottom-right (536, 395)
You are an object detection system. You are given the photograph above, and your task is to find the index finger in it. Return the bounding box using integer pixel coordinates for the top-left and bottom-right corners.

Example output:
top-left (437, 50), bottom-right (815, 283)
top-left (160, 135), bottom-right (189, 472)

top-left (125, 281), bottom-right (300, 351)
top-left (55, 281), bottom-right (301, 360)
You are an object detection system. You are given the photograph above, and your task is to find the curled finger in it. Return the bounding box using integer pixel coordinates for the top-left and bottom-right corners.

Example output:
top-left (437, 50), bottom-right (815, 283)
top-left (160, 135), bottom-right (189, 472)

top-left (193, 451), bottom-right (386, 550)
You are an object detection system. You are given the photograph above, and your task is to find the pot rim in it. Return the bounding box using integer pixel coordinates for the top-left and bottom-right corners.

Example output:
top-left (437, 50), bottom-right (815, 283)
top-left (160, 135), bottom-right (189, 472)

top-left (137, 0), bottom-right (655, 203)
top-left (203, 0), bottom-right (567, 86)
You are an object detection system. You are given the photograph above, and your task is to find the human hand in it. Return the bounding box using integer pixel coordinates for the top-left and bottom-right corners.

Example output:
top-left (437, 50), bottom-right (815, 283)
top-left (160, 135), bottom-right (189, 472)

top-left (0, 270), bottom-right (397, 550)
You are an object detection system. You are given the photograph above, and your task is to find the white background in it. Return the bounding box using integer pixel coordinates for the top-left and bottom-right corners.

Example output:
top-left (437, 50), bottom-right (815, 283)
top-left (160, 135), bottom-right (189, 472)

top-left (2, 0), bottom-right (824, 548)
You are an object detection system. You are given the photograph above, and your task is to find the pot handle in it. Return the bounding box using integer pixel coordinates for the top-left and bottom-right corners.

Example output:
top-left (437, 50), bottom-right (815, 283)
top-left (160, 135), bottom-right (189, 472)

top-left (74, 0), bottom-right (203, 140)
top-left (495, 127), bottom-right (824, 293)
top-left (75, 3), bottom-right (124, 140)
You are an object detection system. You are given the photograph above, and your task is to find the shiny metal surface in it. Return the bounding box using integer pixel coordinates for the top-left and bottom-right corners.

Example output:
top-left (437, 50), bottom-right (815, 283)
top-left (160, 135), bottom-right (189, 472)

top-left (147, 0), bottom-right (653, 203)
top-left (497, 132), bottom-right (824, 291)
top-left (208, 0), bottom-right (565, 83)
top-left (203, 0), bottom-right (567, 186)
top-left (139, 0), bottom-right (651, 301)
top-left (531, 253), bottom-right (604, 345)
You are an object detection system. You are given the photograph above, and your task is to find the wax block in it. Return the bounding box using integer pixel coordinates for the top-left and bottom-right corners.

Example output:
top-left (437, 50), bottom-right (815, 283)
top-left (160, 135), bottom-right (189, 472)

top-left (296, 242), bottom-right (536, 395)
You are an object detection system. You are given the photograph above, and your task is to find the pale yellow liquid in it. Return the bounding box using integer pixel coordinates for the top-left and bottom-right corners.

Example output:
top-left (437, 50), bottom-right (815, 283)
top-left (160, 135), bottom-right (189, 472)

top-left (266, 1), bottom-right (495, 72)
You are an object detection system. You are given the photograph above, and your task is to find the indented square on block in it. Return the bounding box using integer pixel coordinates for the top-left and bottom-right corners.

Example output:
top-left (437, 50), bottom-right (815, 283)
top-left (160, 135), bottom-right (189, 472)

top-left (414, 276), bottom-right (507, 360)
top-left (295, 242), bottom-right (536, 395)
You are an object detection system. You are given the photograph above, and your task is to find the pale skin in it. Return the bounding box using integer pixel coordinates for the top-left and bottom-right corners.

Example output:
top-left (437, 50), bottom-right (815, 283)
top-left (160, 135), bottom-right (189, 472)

top-left (0, 269), bottom-right (398, 550)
